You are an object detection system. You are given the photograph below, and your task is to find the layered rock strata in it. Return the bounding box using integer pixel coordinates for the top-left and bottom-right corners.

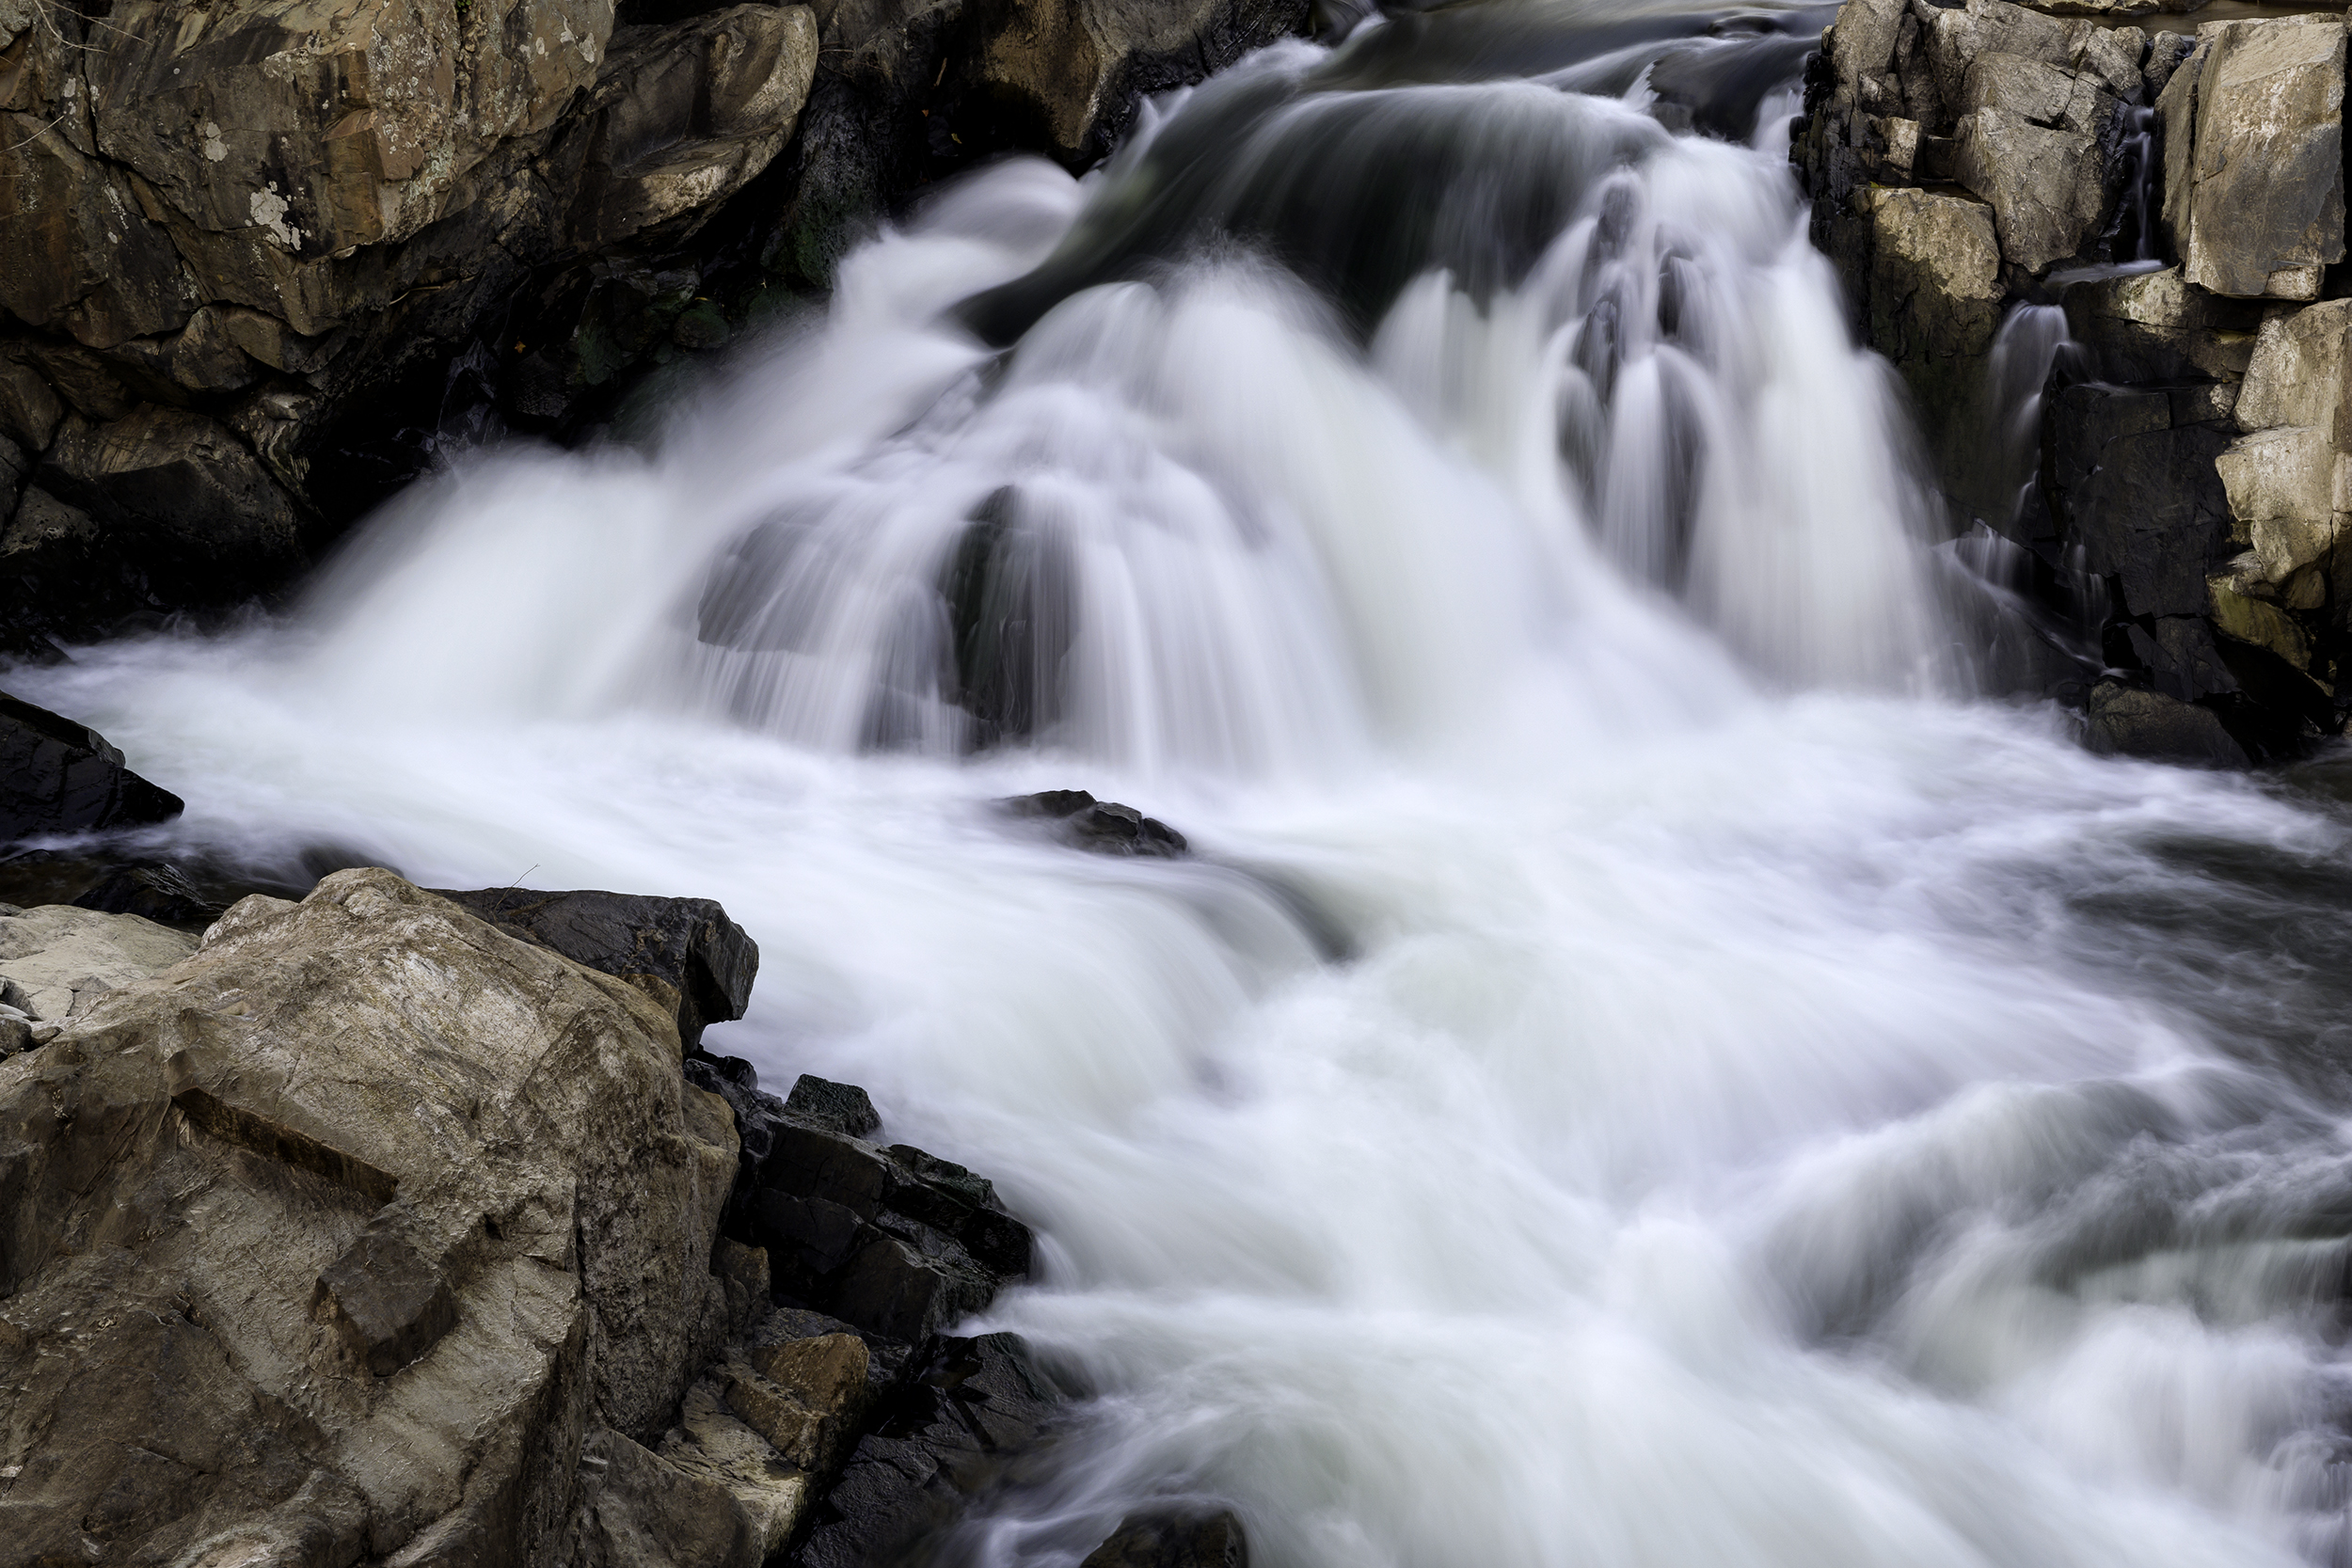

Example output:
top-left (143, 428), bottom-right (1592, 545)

top-left (1796, 0), bottom-right (2352, 762)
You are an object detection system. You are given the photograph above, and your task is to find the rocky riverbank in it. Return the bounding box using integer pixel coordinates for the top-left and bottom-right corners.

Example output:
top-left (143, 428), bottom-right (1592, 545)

top-left (1795, 0), bottom-right (2350, 764)
top-left (0, 865), bottom-right (1249, 1566)
top-left (0, 693), bottom-right (1244, 1565)
top-left (0, 0), bottom-right (1309, 653)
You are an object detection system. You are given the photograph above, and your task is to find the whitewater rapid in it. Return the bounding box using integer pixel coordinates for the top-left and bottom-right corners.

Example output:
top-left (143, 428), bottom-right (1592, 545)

top-left (18, 16), bottom-right (2352, 1568)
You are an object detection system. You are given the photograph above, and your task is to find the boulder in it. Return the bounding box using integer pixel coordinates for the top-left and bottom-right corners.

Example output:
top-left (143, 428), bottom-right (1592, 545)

top-left (0, 902), bottom-right (196, 1033)
top-left (0, 869), bottom-right (743, 1564)
top-left (2083, 679), bottom-right (2250, 766)
top-left (2234, 298), bottom-right (2352, 438)
top-left (1084, 1512), bottom-right (1252, 1568)
top-left (434, 886), bottom-right (760, 1048)
top-left (0, 691), bottom-right (185, 846)
top-left (2161, 16), bottom-right (2345, 300)
top-left (1953, 106), bottom-right (2106, 273)
top-left (1002, 789), bottom-right (1191, 858)
top-left (563, 6), bottom-right (821, 250)
top-left (2213, 427), bottom-right (2340, 609)
top-left (2060, 265), bottom-right (2264, 384)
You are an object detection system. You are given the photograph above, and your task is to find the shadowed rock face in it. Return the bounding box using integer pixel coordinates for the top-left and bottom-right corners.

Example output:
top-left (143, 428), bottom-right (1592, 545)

top-left (0, 691), bottom-right (183, 846)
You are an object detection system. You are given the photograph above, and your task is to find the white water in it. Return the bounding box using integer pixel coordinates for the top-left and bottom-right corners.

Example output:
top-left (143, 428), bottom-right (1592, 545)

top-left (20, 24), bottom-right (2352, 1568)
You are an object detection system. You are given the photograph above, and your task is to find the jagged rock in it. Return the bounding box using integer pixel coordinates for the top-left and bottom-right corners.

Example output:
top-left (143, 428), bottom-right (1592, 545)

top-left (434, 885), bottom-right (760, 1047)
top-left (0, 903), bottom-right (194, 1034)
top-left (0, 869), bottom-right (742, 1563)
top-left (565, 6), bottom-right (820, 249)
top-left (1855, 186), bottom-right (2004, 499)
top-left (2060, 266), bottom-right (2264, 384)
top-left (1003, 789), bottom-right (1190, 858)
top-left (2213, 427), bottom-right (2338, 609)
top-left (2208, 578), bottom-right (2314, 670)
top-left (972, 0), bottom-right (1311, 165)
top-left (2235, 299), bottom-right (2352, 436)
top-left (790, 1332), bottom-right (1070, 1568)
top-left (1953, 106), bottom-right (2106, 273)
top-left (2160, 16), bottom-right (2345, 300)
top-left (1084, 1512), bottom-right (1252, 1568)
top-left (559, 1425), bottom-right (763, 1568)
top-left (1958, 51), bottom-right (2115, 133)
top-left (2084, 679), bottom-right (2249, 766)
top-left (0, 691), bottom-right (184, 846)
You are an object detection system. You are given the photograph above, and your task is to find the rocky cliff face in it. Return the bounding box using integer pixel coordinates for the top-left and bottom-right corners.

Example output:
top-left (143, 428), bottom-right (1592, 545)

top-left (1796, 0), bottom-right (2350, 764)
top-left (0, 0), bottom-right (1309, 653)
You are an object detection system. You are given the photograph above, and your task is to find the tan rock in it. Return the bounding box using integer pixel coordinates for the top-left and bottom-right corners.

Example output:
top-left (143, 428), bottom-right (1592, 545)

top-left (2234, 299), bottom-right (2352, 439)
top-left (2215, 425), bottom-right (2339, 605)
top-left (0, 870), bottom-right (740, 1564)
top-left (658, 1376), bottom-right (815, 1557)
top-left (1953, 105), bottom-right (2106, 273)
top-left (0, 903), bottom-right (195, 1023)
top-left (2164, 16), bottom-right (2346, 300)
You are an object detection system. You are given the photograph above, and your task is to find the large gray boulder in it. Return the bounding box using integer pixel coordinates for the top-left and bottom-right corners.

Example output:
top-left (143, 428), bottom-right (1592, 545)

top-left (0, 869), bottom-right (744, 1564)
top-left (2160, 16), bottom-right (2346, 300)
top-left (1953, 105), bottom-right (2108, 274)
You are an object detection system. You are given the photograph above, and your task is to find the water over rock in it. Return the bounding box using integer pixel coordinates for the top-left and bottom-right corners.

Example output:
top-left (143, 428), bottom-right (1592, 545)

top-left (1797, 0), bottom-right (2352, 761)
top-left (0, 691), bottom-right (183, 846)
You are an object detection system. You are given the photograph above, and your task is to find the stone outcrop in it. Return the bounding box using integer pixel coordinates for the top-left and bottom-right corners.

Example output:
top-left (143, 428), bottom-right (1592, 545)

top-left (436, 885), bottom-right (762, 1048)
top-left (2158, 16), bottom-right (2345, 301)
top-left (0, 866), bottom-right (1121, 1564)
top-left (1796, 0), bottom-right (2352, 762)
top-left (0, 901), bottom-right (194, 1052)
top-left (1002, 789), bottom-right (1191, 858)
top-left (0, 870), bottom-right (747, 1563)
top-left (0, 690), bottom-right (183, 844)
top-left (0, 0), bottom-right (1309, 653)
top-left (1083, 1512), bottom-right (1252, 1568)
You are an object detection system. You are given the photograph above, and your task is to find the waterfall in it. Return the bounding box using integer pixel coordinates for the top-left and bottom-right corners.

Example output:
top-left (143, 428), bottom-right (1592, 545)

top-left (17, 7), bottom-right (2352, 1567)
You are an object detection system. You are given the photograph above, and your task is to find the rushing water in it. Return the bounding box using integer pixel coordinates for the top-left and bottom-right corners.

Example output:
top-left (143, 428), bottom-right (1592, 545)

top-left (17, 5), bottom-right (2352, 1565)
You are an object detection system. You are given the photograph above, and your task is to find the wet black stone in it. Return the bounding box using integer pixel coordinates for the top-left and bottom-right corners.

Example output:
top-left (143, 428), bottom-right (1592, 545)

top-left (787, 1074), bottom-right (882, 1137)
top-left (0, 692), bottom-right (183, 847)
top-left (430, 886), bottom-right (758, 1047)
top-left (1002, 790), bottom-right (1188, 859)
top-left (1083, 1512), bottom-right (1251, 1568)
top-left (789, 1333), bottom-right (1069, 1568)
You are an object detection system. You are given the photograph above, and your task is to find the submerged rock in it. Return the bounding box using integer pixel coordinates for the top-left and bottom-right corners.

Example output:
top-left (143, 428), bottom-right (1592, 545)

top-left (0, 691), bottom-right (183, 846)
top-left (1003, 789), bottom-right (1190, 858)
top-left (1083, 1512), bottom-right (1252, 1568)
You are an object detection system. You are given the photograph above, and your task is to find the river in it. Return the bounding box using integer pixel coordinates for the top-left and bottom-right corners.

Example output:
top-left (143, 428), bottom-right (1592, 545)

top-left (17, 6), bottom-right (2352, 1564)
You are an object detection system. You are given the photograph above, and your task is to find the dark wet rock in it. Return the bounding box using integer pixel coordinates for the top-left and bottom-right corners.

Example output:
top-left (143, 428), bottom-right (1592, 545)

top-left (434, 886), bottom-right (759, 1047)
top-left (0, 691), bottom-right (183, 847)
top-left (1084, 1512), bottom-right (1252, 1568)
top-left (2084, 680), bottom-right (2250, 766)
top-left (788, 1073), bottom-right (884, 1137)
top-left (2048, 385), bottom-right (2233, 621)
top-left (70, 862), bottom-right (232, 928)
top-left (1004, 790), bottom-right (1190, 858)
top-left (789, 1332), bottom-right (1070, 1568)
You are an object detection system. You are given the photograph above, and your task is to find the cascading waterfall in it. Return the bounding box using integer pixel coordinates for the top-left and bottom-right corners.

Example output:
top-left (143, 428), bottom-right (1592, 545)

top-left (17, 4), bottom-right (2352, 1566)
